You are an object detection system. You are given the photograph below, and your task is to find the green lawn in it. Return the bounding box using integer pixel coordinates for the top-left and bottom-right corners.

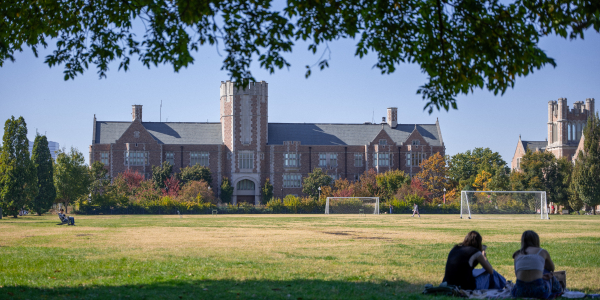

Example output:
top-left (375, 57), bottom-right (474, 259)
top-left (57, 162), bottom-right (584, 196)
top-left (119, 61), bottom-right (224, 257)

top-left (1, 214), bottom-right (599, 299)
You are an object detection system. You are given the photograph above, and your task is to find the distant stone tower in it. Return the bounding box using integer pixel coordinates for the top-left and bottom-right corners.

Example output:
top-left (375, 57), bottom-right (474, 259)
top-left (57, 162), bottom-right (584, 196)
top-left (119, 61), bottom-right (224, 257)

top-left (220, 81), bottom-right (268, 205)
top-left (547, 98), bottom-right (594, 160)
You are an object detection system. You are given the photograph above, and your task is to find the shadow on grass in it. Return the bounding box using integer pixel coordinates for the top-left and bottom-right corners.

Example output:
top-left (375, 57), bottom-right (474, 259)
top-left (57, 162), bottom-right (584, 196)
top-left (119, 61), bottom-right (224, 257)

top-left (0, 279), bottom-right (441, 300)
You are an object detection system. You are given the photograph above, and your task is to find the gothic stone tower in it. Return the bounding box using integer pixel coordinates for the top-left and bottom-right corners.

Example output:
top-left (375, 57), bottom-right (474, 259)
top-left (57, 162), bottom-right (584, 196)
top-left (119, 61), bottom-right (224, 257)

top-left (220, 81), bottom-right (268, 204)
top-left (547, 98), bottom-right (595, 160)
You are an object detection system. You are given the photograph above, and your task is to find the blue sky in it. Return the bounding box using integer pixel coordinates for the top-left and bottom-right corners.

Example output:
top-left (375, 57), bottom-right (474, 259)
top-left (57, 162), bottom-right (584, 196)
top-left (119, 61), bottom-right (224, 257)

top-left (1, 29), bottom-right (599, 166)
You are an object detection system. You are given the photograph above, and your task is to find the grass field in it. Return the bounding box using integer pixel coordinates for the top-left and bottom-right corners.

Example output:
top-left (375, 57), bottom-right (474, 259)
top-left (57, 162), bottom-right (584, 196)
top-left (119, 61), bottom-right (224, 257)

top-left (1, 214), bottom-right (599, 299)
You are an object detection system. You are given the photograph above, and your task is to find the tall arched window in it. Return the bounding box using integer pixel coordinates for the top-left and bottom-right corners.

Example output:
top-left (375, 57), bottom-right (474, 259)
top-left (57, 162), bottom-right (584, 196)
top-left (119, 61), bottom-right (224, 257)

top-left (237, 179), bottom-right (255, 190)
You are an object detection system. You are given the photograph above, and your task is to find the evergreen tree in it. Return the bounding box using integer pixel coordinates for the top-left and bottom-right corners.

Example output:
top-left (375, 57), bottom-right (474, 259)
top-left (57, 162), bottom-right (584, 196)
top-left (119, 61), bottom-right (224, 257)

top-left (0, 116), bottom-right (38, 217)
top-left (30, 135), bottom-right (56, 215)
top-left (152, 161), bottom-right (173, 190)
top-left (220, 177), bottom-right (233, 204)
top-left (54, 147), bottom-right (91, 213)
top-left (573, 113), bottom-right (600, 215)
top-left (261, 178), bottom-right (274, 205)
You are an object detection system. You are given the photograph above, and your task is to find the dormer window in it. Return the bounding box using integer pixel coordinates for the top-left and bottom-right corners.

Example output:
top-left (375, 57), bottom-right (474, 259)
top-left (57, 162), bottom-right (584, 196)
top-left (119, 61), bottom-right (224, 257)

top-left (412, 140), bottom-right (420, 146)
top-left (379, 139), bottom-right (387, 146)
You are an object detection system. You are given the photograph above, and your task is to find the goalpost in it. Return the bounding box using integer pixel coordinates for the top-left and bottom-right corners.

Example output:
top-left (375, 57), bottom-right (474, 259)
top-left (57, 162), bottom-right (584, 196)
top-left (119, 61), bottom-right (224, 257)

top-left (460, 191), bottom-right (548, 219)
top-left (325, 197), bottom-right (380, 215)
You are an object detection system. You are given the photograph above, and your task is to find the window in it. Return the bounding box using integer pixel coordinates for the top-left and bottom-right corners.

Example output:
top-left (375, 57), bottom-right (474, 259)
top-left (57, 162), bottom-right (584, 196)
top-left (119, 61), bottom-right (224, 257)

top-left (374, 153), bottom-right (389, 167)
top-left (319, 153), bottom-right (337, 168)
top-left (407, 152), bottom-right (426, 167)
top-left (191, 151), bottom-right (209, 166)
top-left (165, 152), bottom-right (174, 165)
top-left (237, 179), bottom-right (255, 190)
top-left (354, 153), bottom-right (363, 167)
top-left (125, 151), bottom-right (148, 166)
top-left (134, 131), bottom-right (140, 138)
top-left (329, 174), bottom-right (338, 181)
top-left (412, 140), bottom-right (420, 146)
top-left (330, 153), bottom-right (338, 167)
top-left (353, 174), bottom-right (360, 181)
top-left (319, 153), bottom-right (327, 167)
top-left (239, 152), bottom-right (254, 169)
top-left (283, 174), bottom-right (302, 188)
top-left (379, 139), bottom-right (387, 146)
top-left (517, 158), bottom-right (522, 170)
top-left (284, 153), bottom-right (298, 167)
top-left (100, 152), bottom-right (109, 165)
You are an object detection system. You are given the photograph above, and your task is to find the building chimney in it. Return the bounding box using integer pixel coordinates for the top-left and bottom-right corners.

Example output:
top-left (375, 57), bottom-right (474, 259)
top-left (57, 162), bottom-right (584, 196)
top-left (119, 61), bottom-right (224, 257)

top-left (132, 105), bottom-right (143, 122)
top-left (387, 107), bottom-right (397, 128)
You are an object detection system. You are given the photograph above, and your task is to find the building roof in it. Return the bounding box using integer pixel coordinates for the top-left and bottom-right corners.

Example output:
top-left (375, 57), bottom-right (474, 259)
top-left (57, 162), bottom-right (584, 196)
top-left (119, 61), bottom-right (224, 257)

top-left (94, 121), bottom-right (223, 145)
top-left (267, 123), bottom-right (443, 146)
top-left (522, 140), bottom-right (547, 152)
top-left (94, 121), bottom-right (443, 146)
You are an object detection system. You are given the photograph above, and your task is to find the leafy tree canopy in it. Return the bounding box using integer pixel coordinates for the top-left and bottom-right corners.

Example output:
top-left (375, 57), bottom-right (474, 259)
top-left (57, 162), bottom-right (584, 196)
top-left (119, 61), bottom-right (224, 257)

top-left (448, 147), bottom-right (507, 190)
top-left (416, 153), bottom-right (449, 201)
top-left (302, 168), bottom-right (333, 200)
top-left (376, 169), bottom-right (409, 201)
top-left (2, 0), bottom-right (599, 111)
top-left (31, 134), bottom-right (56, 215)
top-left (178, 164), bottom-right (212, 186)
top-left (152, 161), bottom-right (173, 190)
top-left (54, 147), bottom-right (91, 213)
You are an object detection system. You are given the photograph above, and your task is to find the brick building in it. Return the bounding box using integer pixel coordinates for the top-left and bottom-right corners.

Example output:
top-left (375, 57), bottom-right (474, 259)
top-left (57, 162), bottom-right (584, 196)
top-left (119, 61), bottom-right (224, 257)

top-left (511, 98), bottom-right (595, 170)
top-left (90, 81), bottom-right (445, 204)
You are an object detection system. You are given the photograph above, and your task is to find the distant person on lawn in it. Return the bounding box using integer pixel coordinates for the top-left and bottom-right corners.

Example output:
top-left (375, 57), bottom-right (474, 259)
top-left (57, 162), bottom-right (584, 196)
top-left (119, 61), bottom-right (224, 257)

top-left (511, 230), bottom-right (563, 299)
top-left (58, 209), bottom-right (75, 225)
top-left (442, 231), bottom-right (499, 290)
top-left (412, 203), bottom-right (420, 217)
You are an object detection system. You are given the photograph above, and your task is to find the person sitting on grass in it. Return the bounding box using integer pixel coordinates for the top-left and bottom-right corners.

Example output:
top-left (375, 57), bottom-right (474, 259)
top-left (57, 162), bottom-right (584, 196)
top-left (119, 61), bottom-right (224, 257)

top-left (442, 231), bottom-right (501, 290)
top-left (511, 230), bottom-right (563, 299)
top-left (58, 209), bottom-right (75, 225)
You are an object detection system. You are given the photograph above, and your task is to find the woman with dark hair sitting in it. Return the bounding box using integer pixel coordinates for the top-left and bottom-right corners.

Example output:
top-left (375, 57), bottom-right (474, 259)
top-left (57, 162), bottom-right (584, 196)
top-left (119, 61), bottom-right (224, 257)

top-left (511, 230), bottom-right (563, 299)
top-left (442, 231), bottom-right (495, 290)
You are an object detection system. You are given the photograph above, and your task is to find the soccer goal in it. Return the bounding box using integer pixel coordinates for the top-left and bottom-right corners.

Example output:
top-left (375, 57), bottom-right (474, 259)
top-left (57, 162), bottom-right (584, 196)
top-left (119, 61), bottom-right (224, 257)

top-left (325, 197), bottom-right (380, 215)
top-left (460, 191), bottom-right (548, 219)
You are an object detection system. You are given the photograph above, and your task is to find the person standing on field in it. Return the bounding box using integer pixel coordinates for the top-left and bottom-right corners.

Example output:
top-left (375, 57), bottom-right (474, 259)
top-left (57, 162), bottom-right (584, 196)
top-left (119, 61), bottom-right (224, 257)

top-left (412, 203), bottom-right (420, 217)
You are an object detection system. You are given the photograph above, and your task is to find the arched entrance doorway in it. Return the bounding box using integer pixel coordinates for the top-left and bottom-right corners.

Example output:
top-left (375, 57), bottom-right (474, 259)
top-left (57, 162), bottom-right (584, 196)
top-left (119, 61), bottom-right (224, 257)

top-left (235, 179), bottom-right (256, 204)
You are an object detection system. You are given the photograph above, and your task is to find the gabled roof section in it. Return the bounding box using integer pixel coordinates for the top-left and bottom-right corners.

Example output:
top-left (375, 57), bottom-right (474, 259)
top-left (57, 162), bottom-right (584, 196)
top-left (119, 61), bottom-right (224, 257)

top-left (143, 122), bottom-right (222, 144)
top-left (267, 123), bottom-right (442, 146)
top-left (95, 122), bottom-right (132, 144)
top-left (94, 121), bottom-right (222, 145)
top-left (522, 140), bottom-right (547, 152)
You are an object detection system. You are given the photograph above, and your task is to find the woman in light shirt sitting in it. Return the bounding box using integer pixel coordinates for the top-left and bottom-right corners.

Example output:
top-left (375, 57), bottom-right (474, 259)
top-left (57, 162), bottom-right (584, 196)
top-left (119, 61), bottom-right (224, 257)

top-left (511, 230), bottom-right (563, 299)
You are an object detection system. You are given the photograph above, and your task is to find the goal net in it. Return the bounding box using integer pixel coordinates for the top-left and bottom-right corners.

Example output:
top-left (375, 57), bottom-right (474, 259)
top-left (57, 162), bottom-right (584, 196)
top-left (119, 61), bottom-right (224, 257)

top-left (325, 197), bottom-right (380, 215)
top-left (461, 191), bottom-right (548, 219)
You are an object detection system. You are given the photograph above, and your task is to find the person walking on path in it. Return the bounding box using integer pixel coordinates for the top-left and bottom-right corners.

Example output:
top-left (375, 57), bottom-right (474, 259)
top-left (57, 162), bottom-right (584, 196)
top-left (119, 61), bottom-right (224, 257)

top-left (412, 203), bottom-right (420, 217)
